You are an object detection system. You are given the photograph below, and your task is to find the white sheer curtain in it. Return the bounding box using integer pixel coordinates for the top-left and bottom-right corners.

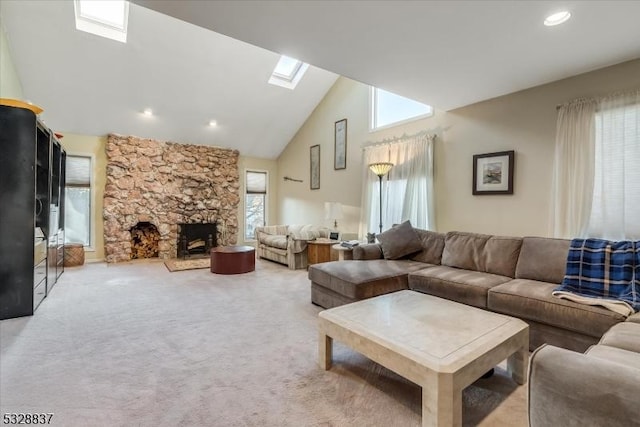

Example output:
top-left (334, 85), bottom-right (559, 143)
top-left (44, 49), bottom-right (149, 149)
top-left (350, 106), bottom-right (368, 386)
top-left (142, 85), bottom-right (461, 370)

top-left (359, 133), bottom-right (435, 237)
top-left (551, 99), bottom-right (597, 238)
top-left (552, 90), bottom-right (640, 239)
top-left (587, 91), bottom-right (640, 239)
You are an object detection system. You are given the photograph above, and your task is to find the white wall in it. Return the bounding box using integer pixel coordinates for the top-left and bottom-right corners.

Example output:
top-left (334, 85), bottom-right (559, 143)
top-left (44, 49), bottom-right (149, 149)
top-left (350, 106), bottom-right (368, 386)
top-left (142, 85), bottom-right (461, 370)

top-left (0, 24), bottom-right (23, 99)
top-left (277, 59), bottom-right (640, 238)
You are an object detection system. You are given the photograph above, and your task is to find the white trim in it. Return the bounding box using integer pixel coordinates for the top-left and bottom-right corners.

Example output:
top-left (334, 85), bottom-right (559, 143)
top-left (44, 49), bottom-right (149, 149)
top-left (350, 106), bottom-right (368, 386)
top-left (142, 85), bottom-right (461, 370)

top-left (244, 168), bottom-right (269, 242)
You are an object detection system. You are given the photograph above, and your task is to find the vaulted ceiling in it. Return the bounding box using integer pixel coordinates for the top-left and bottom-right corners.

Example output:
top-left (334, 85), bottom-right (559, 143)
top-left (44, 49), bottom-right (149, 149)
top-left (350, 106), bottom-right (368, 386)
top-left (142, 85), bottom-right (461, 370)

top-left (3, 1), bottom-right (640, 159)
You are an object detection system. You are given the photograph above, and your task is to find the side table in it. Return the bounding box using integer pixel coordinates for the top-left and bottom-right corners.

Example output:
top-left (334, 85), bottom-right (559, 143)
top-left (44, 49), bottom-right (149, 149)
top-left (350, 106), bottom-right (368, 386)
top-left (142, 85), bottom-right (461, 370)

top-left (307, 239), bottom-right (336, 266)
top-left (332, 244), bottom-right (353, 261)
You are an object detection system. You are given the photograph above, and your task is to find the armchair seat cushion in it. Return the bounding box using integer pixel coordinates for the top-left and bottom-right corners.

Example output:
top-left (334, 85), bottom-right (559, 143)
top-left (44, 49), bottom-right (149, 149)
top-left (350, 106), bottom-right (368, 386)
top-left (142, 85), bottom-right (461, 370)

top-left (260, 234), bottom-right (288, 250)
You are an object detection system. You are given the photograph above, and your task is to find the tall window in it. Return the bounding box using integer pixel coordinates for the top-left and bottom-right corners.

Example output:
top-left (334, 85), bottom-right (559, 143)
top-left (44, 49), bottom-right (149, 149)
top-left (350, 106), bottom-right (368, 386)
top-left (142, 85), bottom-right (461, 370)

top-left (359, 135), bottom-right (435, 238)
top-left (245, 170), bottom-right (268, 240)
top-left (65, 156), bottom-right (92, 246)
top-left (588, 98), bottom-right (640, 239)
top-left (370, 87), bottom-right (433, 131)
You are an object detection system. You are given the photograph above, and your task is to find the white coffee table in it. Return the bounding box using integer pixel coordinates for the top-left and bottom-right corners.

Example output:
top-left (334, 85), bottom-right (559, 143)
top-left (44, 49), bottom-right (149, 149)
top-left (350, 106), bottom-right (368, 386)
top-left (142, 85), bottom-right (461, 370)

top-left (318, 290), bottom-right (529, 427)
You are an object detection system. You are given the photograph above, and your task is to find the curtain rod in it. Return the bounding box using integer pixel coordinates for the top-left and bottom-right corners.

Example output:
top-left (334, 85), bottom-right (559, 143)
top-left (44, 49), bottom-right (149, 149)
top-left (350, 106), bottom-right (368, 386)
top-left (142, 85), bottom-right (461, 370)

top-left (362, 129), bottom-right (434, 149)
top-left (556, 89), bottom-right (640, 110)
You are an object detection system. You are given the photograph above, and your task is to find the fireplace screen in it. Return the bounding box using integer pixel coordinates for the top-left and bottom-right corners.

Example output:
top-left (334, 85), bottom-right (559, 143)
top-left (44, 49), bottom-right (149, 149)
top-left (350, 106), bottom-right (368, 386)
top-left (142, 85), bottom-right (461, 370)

top-left (177, 223), bottom-right (217, 258)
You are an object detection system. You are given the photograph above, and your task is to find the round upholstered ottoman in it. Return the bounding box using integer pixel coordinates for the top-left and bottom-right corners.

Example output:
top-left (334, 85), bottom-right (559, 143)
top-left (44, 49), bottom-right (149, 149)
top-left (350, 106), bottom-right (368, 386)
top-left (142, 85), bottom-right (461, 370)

top-left (64, 243), bottom-right (85, 267)
top-left (210, 245), bottom-right (255, 274)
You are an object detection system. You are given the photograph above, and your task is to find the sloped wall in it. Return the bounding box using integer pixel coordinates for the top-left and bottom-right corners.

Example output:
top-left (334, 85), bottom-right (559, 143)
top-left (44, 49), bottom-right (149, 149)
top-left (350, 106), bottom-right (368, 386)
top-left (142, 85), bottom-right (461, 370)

top-left (103, 134), bottom-right (239, 262)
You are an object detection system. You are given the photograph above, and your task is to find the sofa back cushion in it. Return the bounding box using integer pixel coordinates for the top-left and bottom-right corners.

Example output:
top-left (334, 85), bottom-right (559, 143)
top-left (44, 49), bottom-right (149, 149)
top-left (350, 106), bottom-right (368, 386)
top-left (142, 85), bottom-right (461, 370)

top-left (255, 225), bottom-right (288, 237)
top-left (515, 237), bottom-right (571, 284)
top-left (484, 236), bottom-right (523, 277)
top-left (409, 229), bottom-right (445, 264)
top-left (288, 224), bottom-right (330, 240)
top-left (441, 232), bottom-right (491, 271)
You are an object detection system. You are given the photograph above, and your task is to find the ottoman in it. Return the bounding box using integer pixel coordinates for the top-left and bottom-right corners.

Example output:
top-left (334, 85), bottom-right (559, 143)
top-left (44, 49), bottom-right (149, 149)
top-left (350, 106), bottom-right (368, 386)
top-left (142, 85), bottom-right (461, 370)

top-left (211, 245), bottom-right (255, 274)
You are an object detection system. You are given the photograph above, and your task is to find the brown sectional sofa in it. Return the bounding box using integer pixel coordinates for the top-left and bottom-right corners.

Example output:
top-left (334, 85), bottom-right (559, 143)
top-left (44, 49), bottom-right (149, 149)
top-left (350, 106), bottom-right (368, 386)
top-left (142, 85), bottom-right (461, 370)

top-left (309, 229), bottom-right (628, 353)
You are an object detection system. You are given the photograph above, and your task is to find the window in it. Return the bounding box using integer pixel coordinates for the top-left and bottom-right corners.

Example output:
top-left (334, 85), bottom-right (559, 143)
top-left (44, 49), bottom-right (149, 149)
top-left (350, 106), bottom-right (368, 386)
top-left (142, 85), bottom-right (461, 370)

top-left (587, 101), bottom-right (640, 239)
top-left (370, 87), bottom-right (433, 131)
top-left (65, 156), bottom-right (92, 247)
top-left (74, 0), bottom-right (129, 43)
top-left (268, 55), bottom-right (309, 90)
top-left (245, 170), bottom-right (268, 240)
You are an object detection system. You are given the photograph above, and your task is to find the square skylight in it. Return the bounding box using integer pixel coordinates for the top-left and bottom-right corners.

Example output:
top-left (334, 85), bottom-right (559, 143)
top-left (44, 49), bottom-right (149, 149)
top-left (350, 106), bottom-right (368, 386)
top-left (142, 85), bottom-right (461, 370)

top-left (74, 0), bottom-right (129, 43)
top-left (269, 55), bottom-right (309, 90)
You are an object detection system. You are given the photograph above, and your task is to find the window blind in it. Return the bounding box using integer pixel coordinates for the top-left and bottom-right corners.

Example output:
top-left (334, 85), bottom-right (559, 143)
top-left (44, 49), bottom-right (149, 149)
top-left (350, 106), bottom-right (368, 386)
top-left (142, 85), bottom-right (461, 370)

top-left (66, 156), bottom-right (91, 186)
top-left (246, 171), bottom-right (267, 194)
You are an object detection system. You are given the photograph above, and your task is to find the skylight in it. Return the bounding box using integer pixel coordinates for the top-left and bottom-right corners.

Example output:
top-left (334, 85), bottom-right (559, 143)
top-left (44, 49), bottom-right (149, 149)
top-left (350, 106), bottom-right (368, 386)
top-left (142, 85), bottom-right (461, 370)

top-left (370, 87), bottom-right (433, 131)
top-left (74, 0), bottom-right (129, 43)
top-left (268, 55), bottom-right (309, 89)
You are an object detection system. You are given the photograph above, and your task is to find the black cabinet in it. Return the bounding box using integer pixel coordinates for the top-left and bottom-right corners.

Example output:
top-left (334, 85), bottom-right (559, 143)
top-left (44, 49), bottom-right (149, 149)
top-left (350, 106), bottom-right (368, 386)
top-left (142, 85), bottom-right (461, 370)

top-left (0, 105), bottom-right (66, 320)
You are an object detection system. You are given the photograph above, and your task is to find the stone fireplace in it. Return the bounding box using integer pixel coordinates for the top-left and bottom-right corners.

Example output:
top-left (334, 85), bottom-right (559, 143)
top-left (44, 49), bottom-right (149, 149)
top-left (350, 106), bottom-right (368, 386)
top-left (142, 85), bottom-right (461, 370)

top-left (103, 134), bottom-right (239, 263)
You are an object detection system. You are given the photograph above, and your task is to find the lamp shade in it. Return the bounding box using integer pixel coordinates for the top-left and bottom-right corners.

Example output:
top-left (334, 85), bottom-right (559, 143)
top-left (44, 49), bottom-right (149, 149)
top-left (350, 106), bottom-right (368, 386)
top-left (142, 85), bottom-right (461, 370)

top-left (324, 202), bottom-right (344, 220)
top-left (368, 162), bottom-right (393, 177)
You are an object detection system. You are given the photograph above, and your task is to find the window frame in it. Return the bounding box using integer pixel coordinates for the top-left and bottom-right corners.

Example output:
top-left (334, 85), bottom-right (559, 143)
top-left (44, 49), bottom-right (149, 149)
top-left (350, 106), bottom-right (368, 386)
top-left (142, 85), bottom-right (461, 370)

top-left (73, 0), bottom-right (129, 43)
top-left (244, 169), bottom-right (269, 242)
top-left (369, 86), bottom-right (434, 132)
top-left (268, 55), bottom-right (310, 90)
top-left (65, 153), bottom-right (94, 250)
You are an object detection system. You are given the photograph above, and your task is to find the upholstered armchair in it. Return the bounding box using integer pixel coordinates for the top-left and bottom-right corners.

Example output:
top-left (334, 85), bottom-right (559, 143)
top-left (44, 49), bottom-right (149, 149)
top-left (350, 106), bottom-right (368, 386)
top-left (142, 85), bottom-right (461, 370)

top-left (528, 320), bottom-right (640, 426)
top-left (254, 225), bottom-right (331, 269)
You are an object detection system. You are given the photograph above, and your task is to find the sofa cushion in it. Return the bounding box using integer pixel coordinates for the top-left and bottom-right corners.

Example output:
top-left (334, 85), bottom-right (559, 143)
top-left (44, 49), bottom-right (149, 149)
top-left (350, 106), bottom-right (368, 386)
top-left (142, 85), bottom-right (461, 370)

top-left (352, 243), bottom-right (383, 260)
top-left (377, 220), bottom-right (422, 260)
top-left (515, 237), bottom-right (570, 284)
top-left (308, 259), bottom-right (430, 300)
top-left (441, 231), bottom-right (491, 271)
top-left (409, 229), bottom-right (445, 264)
top-left (488, 279), bottom-right (625, 338)
top-left (598, 322), bottom-right (640, 353)
top-left (484, 236), bottom-right (522, 277)
top-left (259, 234), bottom-right (288, 250)
top-left (586, 345), bottom-right (640, 367)
top-left (408, 265), bottom-right (511, 308)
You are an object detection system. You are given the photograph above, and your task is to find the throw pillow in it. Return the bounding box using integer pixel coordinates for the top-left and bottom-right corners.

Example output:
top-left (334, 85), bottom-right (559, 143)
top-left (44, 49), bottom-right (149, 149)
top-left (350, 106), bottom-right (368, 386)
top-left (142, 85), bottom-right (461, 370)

top-left (377, 220), bottom-right (422, 260)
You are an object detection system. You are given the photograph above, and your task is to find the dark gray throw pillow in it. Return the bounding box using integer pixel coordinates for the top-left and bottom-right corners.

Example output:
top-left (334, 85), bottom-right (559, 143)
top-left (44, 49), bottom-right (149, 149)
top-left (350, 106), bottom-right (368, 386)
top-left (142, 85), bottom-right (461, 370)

top-left (377, 220), bottom-right (422, 260)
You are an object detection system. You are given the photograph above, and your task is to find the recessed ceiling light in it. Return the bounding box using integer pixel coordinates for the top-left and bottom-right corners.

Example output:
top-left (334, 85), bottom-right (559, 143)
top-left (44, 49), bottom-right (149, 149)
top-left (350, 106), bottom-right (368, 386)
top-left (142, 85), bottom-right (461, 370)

top-left (143, 108), bottom-right (153, 116)
top-left (209, 120), bottom-right (217, 127)
top-left (544, 11), bottom-right (571, 26)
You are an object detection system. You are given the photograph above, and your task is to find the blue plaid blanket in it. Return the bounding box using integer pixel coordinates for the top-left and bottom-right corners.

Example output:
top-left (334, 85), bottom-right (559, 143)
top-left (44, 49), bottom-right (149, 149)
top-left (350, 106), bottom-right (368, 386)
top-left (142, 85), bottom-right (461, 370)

top-left (553, 238), bottom-right (639, 316)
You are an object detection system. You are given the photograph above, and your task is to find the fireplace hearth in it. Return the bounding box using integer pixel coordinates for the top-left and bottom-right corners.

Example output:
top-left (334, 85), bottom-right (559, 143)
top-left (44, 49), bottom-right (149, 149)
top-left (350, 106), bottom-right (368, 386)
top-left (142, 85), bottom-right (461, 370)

top-left (177, 223), bottom-right (217, 258)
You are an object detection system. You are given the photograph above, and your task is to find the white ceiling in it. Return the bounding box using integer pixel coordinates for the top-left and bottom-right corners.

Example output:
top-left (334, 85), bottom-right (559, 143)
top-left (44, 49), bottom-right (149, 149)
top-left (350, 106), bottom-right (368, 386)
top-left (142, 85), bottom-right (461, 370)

top-left (0, 1), bottom-right (338, 159)
top-left (133, 0), bottom-right (640, 111)
top-left (3, 2), bottom-right (640, 160)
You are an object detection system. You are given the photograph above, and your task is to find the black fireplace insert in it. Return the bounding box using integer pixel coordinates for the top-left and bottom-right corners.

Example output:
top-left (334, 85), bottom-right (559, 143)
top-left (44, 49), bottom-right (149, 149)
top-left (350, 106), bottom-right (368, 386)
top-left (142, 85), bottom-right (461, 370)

top-left (177, 222), bottom-right (217, 258)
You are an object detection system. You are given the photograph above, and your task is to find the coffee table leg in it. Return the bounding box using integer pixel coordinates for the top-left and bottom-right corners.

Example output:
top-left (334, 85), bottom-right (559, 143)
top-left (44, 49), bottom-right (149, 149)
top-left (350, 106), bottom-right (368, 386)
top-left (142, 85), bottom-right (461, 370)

top-left (422, 376), bottom-right (461, 427)
top-left (319, 332), bottom-right (333, 370)
top-left (507, 344), bottom-right (528, 385)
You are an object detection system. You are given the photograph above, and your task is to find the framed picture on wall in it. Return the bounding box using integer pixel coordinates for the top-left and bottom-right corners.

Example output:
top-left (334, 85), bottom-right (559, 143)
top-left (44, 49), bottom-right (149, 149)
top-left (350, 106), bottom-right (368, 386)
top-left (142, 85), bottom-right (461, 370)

top-left (472, 150), bottom-right (514, 195)
top-left (334, 118), bottom-right (347, 170)
top-left (310, 144), bottom-right (320, 190)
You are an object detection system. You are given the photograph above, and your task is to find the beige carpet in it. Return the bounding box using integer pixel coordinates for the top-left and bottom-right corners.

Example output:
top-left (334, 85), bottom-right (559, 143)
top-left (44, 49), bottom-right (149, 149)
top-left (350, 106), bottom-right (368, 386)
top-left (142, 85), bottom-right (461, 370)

top-left (0, 260), bottom-right (527, 427)
top-left (164, 257), bottom-right (210, 272)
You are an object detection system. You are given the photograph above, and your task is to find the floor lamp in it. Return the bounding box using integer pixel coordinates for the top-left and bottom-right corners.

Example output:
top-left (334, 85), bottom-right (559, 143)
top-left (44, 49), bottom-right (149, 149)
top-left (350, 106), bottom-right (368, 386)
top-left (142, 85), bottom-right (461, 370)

top-left (368, 162), bottom-right (393, 234)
